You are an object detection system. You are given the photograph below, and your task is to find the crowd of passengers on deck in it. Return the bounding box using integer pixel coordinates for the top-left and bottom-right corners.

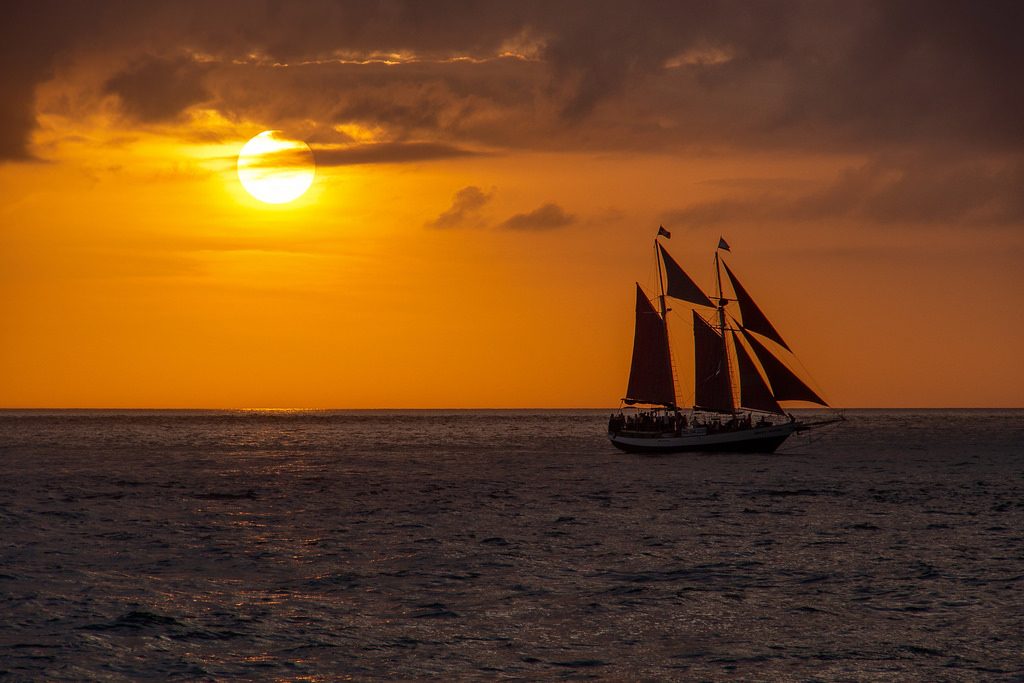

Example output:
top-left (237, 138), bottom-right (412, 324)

top-left (608, 410), bottom-right (782, 435)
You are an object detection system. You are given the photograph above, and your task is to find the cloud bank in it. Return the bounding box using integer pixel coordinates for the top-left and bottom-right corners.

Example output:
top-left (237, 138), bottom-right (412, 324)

top-left (2, 1), bottom-right (1020, 233)
top-left (667, 156), bottom-right (1024, 229)
top-left (3, 0), bottom-right (1020, 159)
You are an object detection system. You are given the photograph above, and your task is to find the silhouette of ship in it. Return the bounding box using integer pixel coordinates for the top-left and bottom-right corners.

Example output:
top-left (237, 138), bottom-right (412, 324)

top-left (609, 231), bottom-right (842, 454)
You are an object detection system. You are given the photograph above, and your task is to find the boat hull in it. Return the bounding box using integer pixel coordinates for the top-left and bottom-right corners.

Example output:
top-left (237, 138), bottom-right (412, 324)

top-left (608, 422), bottom-right (798, 454)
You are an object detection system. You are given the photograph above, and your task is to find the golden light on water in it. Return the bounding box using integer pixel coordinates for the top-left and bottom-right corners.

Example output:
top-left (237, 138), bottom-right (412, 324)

top-left (237, 131), bottom-right (316, 204)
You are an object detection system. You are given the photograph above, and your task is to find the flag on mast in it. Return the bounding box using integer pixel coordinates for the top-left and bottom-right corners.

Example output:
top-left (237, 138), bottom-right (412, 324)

top-left (657, 226), bottom-right (671, 239)
top-left (717, 237), bottom-right (731, 251)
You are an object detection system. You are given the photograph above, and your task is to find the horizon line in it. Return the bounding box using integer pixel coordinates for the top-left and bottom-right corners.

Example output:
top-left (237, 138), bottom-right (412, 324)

top-left (1, 406), bottom-right (1021, 411)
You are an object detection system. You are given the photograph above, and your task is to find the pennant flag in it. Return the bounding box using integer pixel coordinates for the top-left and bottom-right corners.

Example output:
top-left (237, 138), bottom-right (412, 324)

top-left (717, 237), bottom-right (731, 251)
top-left (657, 225), bottom-right (671, 239)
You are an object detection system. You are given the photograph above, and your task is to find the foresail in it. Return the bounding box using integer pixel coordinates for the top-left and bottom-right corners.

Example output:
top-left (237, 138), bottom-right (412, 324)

top-left (692, 311), bottom-right (734, 413)
top-left (659, 245), bottom-right (713, 308)
top-left (722, 263), bottom-right (790, 351)
top-left (624, 284), bottom-right (676, 406)
top-left (732, 332), bottom-right (784, 414)
top-left (740, 329), bottom-right (828, 406)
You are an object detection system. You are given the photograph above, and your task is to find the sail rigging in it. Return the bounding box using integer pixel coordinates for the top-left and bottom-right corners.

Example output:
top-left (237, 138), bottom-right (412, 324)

top-left (722, 262), bottom-right (790, 351)
top-left (624, 284), bottom-right (676, 406)
top-left (740, 328), bottom-right (828, 406)
top-left (627, 238), bottom-right (830, 413)
top-left (692, 311), bottom-right (734, 413)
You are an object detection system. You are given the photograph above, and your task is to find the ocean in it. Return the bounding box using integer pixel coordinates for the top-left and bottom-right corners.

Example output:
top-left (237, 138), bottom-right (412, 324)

top-left (0, 409), bottom-right (1021, 680)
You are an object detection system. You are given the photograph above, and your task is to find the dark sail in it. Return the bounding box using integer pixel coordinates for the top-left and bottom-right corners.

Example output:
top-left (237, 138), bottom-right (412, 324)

top-left (741, 329), bottom-right (828, 406)
top-left (722, 263), bottom-right (790, 350)
top-left (659, 245), bottom-right (713, 307)
top-left (692, 311), bottom-right (734, 413)
top-left (624, 284), bottom-right (676, 406)
top-left (733, 332), bottom-right (784, 414)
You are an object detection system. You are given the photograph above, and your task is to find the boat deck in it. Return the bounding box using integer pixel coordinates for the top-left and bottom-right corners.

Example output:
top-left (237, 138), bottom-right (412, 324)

top-left (609, 421), bottom-right (798, 454)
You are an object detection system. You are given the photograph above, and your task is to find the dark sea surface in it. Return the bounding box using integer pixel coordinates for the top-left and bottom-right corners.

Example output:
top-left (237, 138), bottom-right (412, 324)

top-left (0, 409), bottom-right (1021, 681)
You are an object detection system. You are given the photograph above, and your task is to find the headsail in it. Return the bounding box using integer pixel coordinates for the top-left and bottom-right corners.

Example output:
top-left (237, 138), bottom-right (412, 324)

top-left (732, 332), bottom-right (784, 414)
top-left (692, 311), bottom-right (734, 413)
top-left (624, 284), bottom-right (676, 406)
top-left (722, 262), bottom-right (790, 351)
top-left (740, 329), bottom-right (828, 406)
top-left (659, 245), bottom-right (713, 308)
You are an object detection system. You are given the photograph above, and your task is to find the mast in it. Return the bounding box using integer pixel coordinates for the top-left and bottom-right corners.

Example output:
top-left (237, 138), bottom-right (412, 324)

top-left (655, 240), bottom-right (668, 318)
top-left (653, 237), bottom-right (674, 407)
top-left (713, 247), bottom-right (736, 414)
top-left (714, 251), bottom-right (725, 335)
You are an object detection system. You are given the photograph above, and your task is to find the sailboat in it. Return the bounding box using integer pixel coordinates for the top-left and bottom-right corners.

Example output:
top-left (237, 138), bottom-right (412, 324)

top-left (608, 232), bottom-right (842, 454)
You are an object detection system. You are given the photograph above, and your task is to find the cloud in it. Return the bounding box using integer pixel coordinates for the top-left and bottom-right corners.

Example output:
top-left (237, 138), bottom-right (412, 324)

top-left (104, 56), bottom-right (211, 123)
top-left (0, 0), bottom-right (100, 160)
top-left (237, 146), bottom-right (312, 170)
top-left (666, 156), bottom-right (1024, 228)
top-left (498, 202), bottom-right (574, 231)
top-left (313, 142), bottom-right (483, 166)
top-left (205, 57), bottom-right (547, 151)
top-left (220, 140), bottom-right (481, 171)
top-left (2, 1), bottom-right (1022, 163)
top-left (427, 186), bottom-right (494, 228)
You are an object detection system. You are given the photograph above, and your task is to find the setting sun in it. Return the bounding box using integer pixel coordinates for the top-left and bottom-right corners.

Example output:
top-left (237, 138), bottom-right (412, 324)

top-left (237, 131), bottom-right (316, 204)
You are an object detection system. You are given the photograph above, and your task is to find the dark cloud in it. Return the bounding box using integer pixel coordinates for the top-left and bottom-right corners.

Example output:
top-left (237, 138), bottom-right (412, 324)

top-left (539, 3), bottom-right (687, 121)
top-left (206, 57), bottom-right (547, 150)
top-left (313, 142), bottom-right (483, 166)
top-left (666, 156), bottom-right (1024, 228)
top-left (498, 203), bottom-right (574, 231)
top-left (2, 0), bottom-right (1022, 160)
top-left (427, 186), bottom-right (494, 228)
top-left (104, 56), bottom-right (211, 123)
top-left (759, 2), bottom-right (1024, 152)
top-left (0, 0), bottom-right (101, 160)
top-left (237, 145), bottom-right (312, 170)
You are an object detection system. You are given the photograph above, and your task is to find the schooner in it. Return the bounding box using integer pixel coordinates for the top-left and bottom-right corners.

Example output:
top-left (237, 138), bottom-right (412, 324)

top-left (608, 231), bottom-right (842, 454)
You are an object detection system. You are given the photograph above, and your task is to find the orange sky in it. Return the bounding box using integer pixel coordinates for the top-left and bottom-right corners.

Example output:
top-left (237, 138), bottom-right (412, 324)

top-left (2, 1), bottom-right (1022, 408)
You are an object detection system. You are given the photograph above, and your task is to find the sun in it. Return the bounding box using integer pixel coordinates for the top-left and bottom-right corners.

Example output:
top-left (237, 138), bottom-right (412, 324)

top-left (237, 131), bottom-right (316, 204)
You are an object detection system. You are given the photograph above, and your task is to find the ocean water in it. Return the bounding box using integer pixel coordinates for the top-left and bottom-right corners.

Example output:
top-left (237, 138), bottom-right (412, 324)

top-left (0, 409), bottom-right (1021, 681)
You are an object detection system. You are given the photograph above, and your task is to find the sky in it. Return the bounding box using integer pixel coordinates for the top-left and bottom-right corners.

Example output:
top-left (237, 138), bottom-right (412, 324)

top-left (1, 0), bottom-right (1022, 408)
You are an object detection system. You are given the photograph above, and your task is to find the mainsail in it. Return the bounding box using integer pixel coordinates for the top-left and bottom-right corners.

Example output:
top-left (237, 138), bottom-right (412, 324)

top-left (692, 311), bottom-right (734, 413)
top-left (624, 284), bottom-right (676, 406)
top-left (722, 263), bottom-right (790, 351)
